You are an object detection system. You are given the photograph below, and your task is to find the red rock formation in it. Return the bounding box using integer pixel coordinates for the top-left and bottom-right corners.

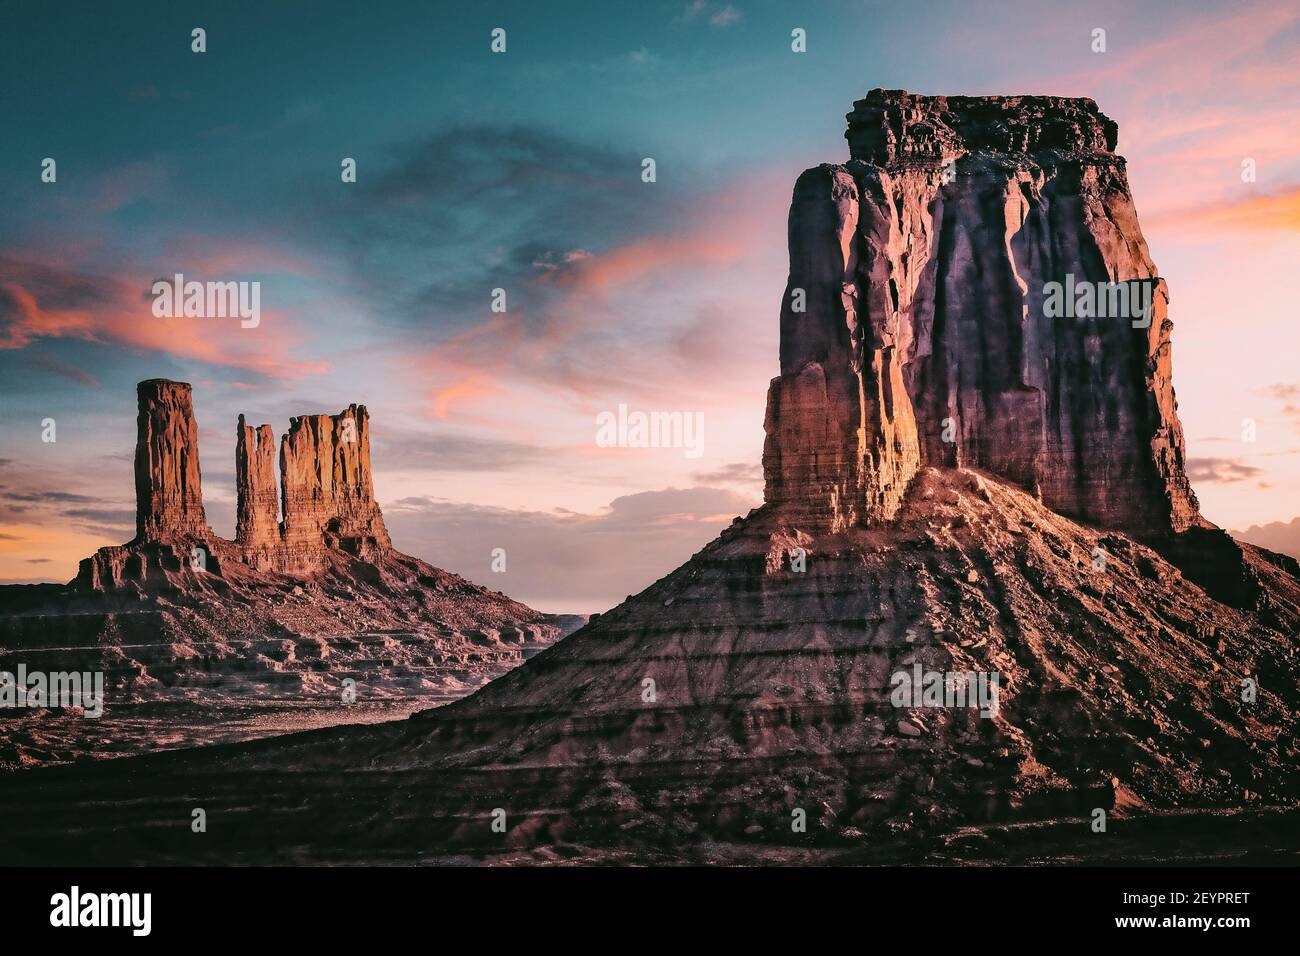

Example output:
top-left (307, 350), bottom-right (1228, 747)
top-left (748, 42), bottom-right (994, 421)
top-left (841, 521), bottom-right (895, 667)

top-left (764, 90), bottom-right (1200, 538)
top-left (279, 405), bottom-right (391, 567)
top-left (23, 381), bottom-right (575, 767)
top-left (79, 387), bottom-right (390, 585)
top-left (763, 163), bottom-right (921, 530)
top-left (133, 379), bottom-right (211, 540)
top-left (80, 387), bottom-right (400, 586)
top-left (235, 415), bottom-right (279, 566)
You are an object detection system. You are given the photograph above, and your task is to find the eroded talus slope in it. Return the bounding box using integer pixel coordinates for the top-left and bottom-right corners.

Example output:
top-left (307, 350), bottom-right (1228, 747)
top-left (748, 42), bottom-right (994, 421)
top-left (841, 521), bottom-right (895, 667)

top-left (349, 468), bottom-right (1300, 819)
top-left (3, 467), bottom-right (1292, 863)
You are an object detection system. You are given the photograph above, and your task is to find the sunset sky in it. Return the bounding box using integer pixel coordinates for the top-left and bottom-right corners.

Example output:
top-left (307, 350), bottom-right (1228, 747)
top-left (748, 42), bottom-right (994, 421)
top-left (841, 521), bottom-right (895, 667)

top-left (2, 0), bottom-right (1298, 612)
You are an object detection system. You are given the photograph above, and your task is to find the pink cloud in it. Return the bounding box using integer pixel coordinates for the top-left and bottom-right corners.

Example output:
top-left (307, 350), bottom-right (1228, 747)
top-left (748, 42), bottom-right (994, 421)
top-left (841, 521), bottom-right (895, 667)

top-left (1147, 185), bottom-right (1300, 233)
top-left (0, 254), bottom-right (328, 380)
top-left (410, 168), bottom-right (793, 422)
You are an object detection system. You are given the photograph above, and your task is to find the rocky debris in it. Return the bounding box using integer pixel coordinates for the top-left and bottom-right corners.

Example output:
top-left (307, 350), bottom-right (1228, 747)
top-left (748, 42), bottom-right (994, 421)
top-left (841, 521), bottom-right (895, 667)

top-left (2, 467), bottom-right (1293, 861)
top-left (0, 560), bottom-right (585, 768)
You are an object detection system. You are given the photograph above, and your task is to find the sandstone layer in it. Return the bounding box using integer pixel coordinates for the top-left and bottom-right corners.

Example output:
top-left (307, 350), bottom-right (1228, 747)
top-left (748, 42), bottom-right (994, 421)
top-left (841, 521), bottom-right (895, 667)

top-left (279, 406), bottom-right (391, 569)
top-left (235, 416), bottom-right (279, 556)
top-left (2, 468), bottom-right (1296, 862)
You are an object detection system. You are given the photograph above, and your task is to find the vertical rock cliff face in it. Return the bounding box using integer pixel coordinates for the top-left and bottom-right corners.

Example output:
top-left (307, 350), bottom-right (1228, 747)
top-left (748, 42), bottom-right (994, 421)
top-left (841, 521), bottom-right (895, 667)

top-left (762, 165), bottom-right (921, 530)
top-left (235, 416), bottom-right (280, 561)
top-left (279, 406), bottom-right (391, 566)
top-left (134, 379), bottom-right (211, 541)
top-left (79, 385), bottom-right (395, 584)
top-left (764, 90), bottom-right (1200, 538)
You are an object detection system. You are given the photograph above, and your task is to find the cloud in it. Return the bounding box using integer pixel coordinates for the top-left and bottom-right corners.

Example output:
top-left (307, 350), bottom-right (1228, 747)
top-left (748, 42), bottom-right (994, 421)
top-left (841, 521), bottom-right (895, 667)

top-left (406, 164), bottom-right (789, 422)
top-left (711, 5), bottom-right (742, 28)
top-left (1012, 1), bottom-right (1300, 218)
top-left (0, 482), bottom-right (134, 548)
top-left (63, 507), bottom-right (134, 528)
top-left (373, 427), bottom-right (548, 472)
top-left (1185, 457), bottom-right (1264, 483)
top-left (693, 460), bottom-right (763, 486)
top-left (384, 485), bottom-right (759, 613)
top-left (675, 1), bottom-right (741, 28)
top-left (3, 491), bottom-right (95, 504)
top-left (323, 124), bottom-right (687, 337)
top-left (23, 350), bottom-right (99, 387)
top-left (0, 254), bottom-right (328, 381)
top-left (1263, 383), bottom-right (1300, 422)
top-left (1147, 186), bottom-right (1300, 234)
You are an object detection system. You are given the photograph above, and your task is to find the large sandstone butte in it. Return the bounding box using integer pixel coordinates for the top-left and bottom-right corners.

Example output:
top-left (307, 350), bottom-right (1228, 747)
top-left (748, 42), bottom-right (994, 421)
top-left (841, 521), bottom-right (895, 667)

top-left (2, 92), bottom-right (1298, 864)
top-left (765, 90), bottom-right (1197, 538)
top-left (0, 381), bottom-right (578, 768)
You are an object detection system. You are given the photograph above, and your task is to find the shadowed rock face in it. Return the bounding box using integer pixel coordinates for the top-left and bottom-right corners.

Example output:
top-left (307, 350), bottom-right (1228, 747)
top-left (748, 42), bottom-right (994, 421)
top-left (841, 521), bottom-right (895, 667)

top-left (235, 416), bottom-right (279, 554)
top-left (764, 90), bottom-right (1199, 538)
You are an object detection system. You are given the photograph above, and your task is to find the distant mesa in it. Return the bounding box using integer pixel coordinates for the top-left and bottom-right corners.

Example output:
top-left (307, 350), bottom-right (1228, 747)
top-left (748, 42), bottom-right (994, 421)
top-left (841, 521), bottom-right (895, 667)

top-left (1, 378), bottom-right (578, 769)
top-left (79, 379), bottom-right (395, 589)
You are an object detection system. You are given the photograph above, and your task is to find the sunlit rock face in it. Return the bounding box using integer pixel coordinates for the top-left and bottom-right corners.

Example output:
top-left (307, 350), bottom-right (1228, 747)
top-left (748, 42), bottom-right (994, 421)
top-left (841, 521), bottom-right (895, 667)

top-left (133, 379), bottom-right (212, 541)
top-left (764, 89), bottom-right (1200, 538)
top-left (83, 384), bottom-right (395, 583)
top-left (277, 405), bottom-right (392, 571)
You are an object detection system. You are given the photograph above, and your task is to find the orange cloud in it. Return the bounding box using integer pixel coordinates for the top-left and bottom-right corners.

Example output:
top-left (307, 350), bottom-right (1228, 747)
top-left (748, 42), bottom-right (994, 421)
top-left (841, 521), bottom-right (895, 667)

top-left (430, 375), bottom-right (497, 420)
top-left (1010, 0), bottom-right (1300, 218)
top-left (1148, 186), bottom-right (1300, 233)
top-left (409, 168), bottom-right (793, 421)
top-left (550, 230), bottom-right (748, 296)
top-left (0, 255), bottom-right (328, 380)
